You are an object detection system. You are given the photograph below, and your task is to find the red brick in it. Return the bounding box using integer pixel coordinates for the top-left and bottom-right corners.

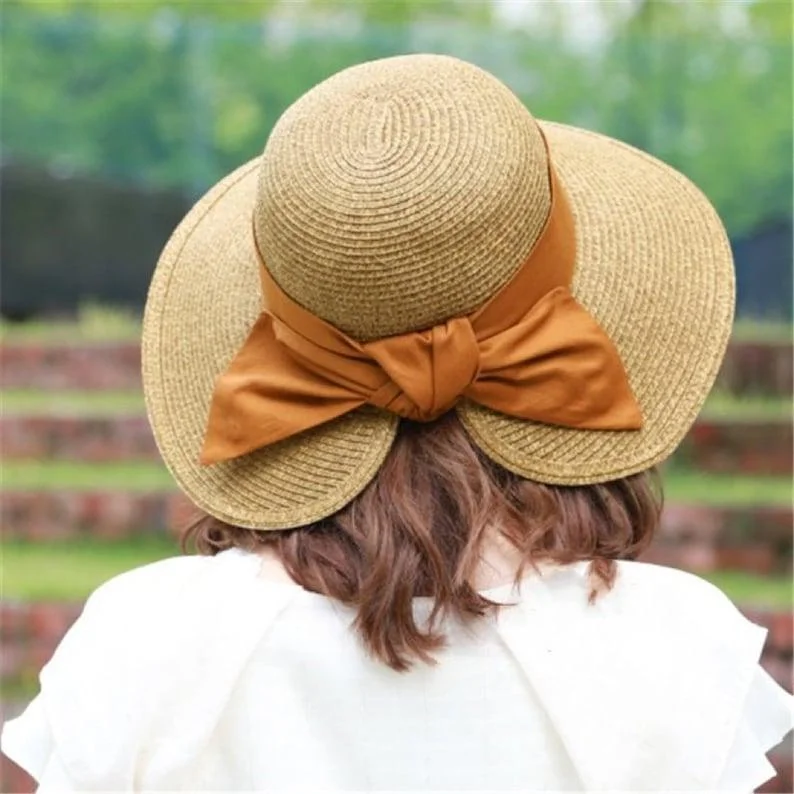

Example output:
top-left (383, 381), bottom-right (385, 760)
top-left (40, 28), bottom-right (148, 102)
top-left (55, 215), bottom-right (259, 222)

top-left (165, 493), bottom-right (201, 537)
top-left (642, 544), bottom-right (718, 573)
top-left (28, 603), bottom-right (80, 643)
top-left (718, 340), bottom-right (793, 399)
top-left (768, 612), bottom-right (794, 655)
top-left (1, 491), bottom-right (179, 542)
top-left (1, 415), bottom-right (158, 461)
top-left (676, 418), bottom-right (792, 476)
top-left (716, 545), bottom-right (777, 575)
top-left (0, 755), bottom-right (35, 794)
top-left (0, 603), bottom-right (30, 643)
top-left (0, 342), bottom-right (141, 391)
top-left (761, 734), bottom-right (794, 792)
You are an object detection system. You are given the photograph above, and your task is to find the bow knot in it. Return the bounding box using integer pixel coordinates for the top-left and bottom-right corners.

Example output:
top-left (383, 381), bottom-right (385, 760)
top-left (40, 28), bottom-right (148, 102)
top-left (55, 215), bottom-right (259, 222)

top-left (367, 317), bottom-right (480, 421)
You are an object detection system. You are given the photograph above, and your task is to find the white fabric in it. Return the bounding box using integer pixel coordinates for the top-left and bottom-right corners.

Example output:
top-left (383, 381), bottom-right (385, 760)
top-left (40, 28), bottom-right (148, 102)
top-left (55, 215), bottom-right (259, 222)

top-left (2, 549), bottom-right (792, 792)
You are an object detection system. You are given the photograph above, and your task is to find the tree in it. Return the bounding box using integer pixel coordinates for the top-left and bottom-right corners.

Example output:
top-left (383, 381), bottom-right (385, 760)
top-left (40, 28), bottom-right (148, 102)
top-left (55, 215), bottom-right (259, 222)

top-left (1, 0), bottom-right (790, 235)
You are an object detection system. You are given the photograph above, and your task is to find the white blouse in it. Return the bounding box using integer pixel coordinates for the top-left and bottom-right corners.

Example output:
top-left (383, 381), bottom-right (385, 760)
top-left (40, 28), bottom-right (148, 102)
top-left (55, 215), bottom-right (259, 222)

top-left (2, 548), bottom-right (792, 792)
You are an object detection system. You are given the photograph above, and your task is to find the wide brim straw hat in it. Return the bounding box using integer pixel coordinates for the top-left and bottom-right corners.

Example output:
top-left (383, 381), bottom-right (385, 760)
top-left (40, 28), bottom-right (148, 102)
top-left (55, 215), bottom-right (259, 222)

top-left (142, 54), bottom-right (734, 530)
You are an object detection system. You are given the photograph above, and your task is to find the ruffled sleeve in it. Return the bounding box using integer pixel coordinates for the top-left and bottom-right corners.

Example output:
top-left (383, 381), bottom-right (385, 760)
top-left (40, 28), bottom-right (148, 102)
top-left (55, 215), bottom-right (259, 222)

top-left (717, 663), bottom-right (794, 790)
top-left (2, 695), bottom-right (83, 790)
top-left (493, 560), bottom-right (794, 792)
top-left (1, 550), bottom-right (297, 791)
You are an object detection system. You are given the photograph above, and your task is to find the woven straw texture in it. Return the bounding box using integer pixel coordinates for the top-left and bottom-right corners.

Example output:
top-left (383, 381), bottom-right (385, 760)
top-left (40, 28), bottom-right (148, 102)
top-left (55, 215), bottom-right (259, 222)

top-left (142, 54), bottom-right (734, 530)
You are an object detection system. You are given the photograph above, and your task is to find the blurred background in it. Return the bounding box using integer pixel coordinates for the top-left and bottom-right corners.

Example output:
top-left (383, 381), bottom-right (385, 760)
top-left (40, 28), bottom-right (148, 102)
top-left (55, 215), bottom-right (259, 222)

top-left (1, 1), bottom-right (792, 790)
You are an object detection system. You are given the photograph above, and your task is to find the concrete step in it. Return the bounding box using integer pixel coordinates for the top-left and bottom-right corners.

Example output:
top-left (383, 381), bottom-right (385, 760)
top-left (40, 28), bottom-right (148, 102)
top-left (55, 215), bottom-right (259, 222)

top-left (2, 338), bottom-right (792, 396)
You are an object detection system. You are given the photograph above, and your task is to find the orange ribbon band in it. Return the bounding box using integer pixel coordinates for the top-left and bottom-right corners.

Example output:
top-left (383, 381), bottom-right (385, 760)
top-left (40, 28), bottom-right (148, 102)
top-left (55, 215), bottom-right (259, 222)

top-left (200, 156), bottom-right (643, 465)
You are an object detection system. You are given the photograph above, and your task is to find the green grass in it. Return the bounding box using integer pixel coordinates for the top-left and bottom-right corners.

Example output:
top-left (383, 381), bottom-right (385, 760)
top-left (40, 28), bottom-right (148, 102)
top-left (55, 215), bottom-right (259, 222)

top-left (1, 537), bottom-right (180, 601)
top-left (731, 319), bottom-right (793, 344)
top-left (2, 460), bottom-right (174, 491)
top-left (663, 470), bottom-right (793, 507)
top-left (0, 304), bottom-right (141, 343)
top-left (702, 392), bottom-right (792, 421)
top-left (2, 389), bottom-right (146, 415)
top-left (700, 570), bottom-right (793, 608)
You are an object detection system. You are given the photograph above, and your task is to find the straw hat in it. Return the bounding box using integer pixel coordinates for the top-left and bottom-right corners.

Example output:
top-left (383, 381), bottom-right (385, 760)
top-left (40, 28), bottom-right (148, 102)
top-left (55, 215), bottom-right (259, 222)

top-left (142, 54), bottom-right (734, 530)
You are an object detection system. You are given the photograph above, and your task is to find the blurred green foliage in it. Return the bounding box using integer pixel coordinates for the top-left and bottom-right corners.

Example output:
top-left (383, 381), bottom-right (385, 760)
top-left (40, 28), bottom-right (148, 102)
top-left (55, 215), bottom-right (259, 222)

top-left (1, 0), bottom-right (791, 235)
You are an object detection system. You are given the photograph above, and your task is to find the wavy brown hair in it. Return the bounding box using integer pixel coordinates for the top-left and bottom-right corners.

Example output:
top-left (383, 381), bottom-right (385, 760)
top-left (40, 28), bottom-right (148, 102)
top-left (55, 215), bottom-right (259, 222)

top-left (183, 413), bottom-right (662, 672)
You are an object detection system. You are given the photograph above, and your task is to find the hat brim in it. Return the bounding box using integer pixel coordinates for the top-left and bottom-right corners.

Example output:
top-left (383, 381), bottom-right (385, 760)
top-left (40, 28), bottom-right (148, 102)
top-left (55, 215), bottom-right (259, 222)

top-left (142, 120), bottom-right (733, 529)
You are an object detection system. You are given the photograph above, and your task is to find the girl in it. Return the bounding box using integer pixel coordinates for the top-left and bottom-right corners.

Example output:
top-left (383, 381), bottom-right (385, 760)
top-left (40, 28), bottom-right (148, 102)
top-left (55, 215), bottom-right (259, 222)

top-left (4, 53), bottom-right (792, 792)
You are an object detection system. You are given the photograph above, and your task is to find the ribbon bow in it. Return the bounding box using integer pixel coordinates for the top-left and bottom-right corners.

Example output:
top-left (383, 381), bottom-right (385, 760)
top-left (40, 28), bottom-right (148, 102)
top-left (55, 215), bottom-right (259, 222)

top-left (200, 162), bottom-right (642, 465)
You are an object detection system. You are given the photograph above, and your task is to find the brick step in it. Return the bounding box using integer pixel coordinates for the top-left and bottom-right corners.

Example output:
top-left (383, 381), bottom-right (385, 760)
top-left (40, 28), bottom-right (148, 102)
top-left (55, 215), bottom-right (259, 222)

top-left (649, 503), bottom-right (793, 575)
top-left (2, 338), bottom-right (792, 396)
top-left (3, 413), bottom-right (791, 475)
top-left (718, 340), bottom-right (793, 399)
top-left (675, 417), bottom-right (792, 475)
top-left (1, 341), bottom-right (142, 390)
top-left (2, 491), bottom-right (791, 573)
top-left (1, 414), bottom-right (158, 460)
top-left (1, 490), bottom-right (194, 541)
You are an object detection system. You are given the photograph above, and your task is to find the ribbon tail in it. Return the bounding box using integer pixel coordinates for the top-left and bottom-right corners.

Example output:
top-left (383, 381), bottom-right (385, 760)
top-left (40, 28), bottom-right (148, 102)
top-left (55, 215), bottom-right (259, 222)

top-left (200, 314), bottom-right (368, 464)
top-left (471, 288), bottom-right (643, 431)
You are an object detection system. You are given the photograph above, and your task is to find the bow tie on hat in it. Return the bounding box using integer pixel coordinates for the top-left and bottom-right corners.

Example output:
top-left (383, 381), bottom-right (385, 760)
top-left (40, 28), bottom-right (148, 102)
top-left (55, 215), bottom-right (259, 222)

top-left (200, 162), bottom-right (643, 465)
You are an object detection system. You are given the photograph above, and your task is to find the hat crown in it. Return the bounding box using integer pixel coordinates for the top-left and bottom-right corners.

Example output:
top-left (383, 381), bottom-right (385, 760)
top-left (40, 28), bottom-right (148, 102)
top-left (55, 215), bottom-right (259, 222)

top-left (254, 54), bottom-right (551, 341)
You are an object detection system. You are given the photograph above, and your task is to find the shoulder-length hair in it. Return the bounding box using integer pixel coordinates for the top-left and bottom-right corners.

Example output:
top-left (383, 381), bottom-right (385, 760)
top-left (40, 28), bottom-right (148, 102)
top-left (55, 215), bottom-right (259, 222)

top-left (183, 413), bottom-right (662, 672)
